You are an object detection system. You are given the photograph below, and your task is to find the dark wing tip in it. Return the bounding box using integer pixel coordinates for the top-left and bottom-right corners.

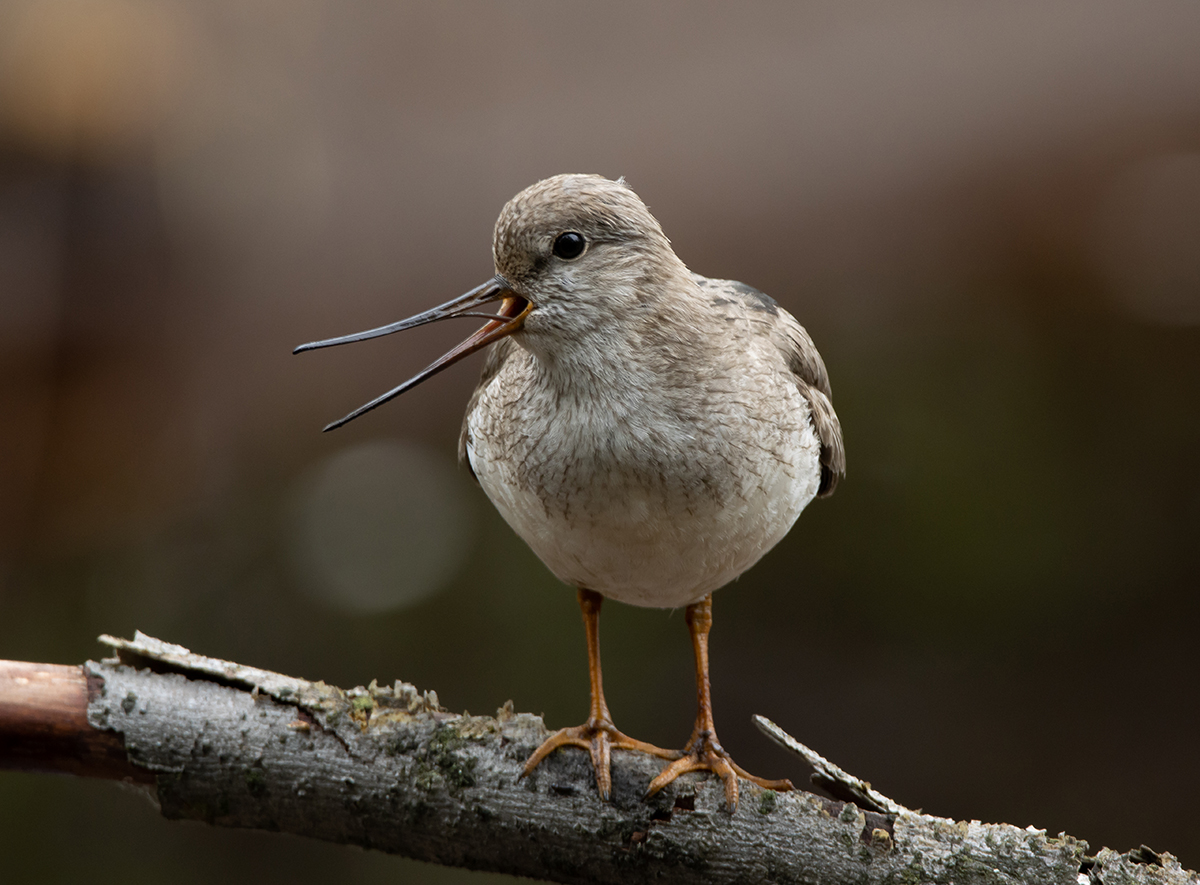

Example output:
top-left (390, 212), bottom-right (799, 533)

top-left (817, 466), bottom-right (840, 497)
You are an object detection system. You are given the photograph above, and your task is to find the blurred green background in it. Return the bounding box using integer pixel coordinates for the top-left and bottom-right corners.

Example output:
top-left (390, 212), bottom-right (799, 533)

top-left (2, 2), bottom-right (1198, 882)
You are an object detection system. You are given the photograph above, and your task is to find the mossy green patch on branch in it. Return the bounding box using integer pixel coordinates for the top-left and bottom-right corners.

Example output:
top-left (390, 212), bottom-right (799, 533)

top-left (757, 789), bottom-right (777, 815)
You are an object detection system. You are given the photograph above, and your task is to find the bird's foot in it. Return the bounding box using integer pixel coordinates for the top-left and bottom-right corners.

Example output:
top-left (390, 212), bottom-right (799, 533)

top-left (522, 718), bottom-right (679, 800)
top-left (646, 729), bottom-right (793, 811)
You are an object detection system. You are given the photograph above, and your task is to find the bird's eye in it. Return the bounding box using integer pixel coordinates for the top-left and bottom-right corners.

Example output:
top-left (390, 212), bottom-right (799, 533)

top-left (552, 231), bottom-right (586, 260)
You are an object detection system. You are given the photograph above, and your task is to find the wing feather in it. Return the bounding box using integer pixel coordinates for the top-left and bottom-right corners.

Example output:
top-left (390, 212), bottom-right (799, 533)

top-left (778, 315), bottom-right (845, 497)
top-left (699, 276), bottom-right (845, 497)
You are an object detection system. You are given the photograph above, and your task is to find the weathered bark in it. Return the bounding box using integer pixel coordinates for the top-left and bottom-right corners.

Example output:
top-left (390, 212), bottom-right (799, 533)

top-left (0, 633), bottom-right (1194, 885)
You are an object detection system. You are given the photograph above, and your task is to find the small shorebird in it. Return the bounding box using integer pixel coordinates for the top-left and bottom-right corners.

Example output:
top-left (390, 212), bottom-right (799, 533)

top-left (295, 174), bottom-right (844, 810)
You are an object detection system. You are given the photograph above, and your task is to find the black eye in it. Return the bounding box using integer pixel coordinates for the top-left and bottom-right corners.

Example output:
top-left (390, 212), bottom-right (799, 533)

top-left (552, 231), bottom-right (586, 260)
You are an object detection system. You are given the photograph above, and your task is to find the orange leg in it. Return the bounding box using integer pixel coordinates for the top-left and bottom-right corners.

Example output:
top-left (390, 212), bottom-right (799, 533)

top-left (522, 588), bottom-right (678, 800)
top-left (646, 594), bottom-right (794, 811)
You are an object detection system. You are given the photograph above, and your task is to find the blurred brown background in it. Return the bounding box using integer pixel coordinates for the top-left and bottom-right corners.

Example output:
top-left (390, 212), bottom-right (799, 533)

top-left (2, 2), bottom-right (1199, 882)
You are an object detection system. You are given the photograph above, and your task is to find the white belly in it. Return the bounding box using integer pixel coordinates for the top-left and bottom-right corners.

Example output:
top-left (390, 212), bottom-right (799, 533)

top-left (464, 354), bottom-right (822, 608)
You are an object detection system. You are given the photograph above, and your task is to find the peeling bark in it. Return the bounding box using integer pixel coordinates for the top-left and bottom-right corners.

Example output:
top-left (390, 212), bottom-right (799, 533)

top-left (1, 633), bottom-right (1195, 885)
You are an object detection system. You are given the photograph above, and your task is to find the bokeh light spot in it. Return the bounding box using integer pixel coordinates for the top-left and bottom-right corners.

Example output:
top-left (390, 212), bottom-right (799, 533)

top-left (288, 439), bottom-right (478, 614)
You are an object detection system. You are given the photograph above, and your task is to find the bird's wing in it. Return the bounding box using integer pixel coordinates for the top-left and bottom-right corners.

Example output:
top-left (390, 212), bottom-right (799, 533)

top-left (458, 336), bottom-right (520, 483)
top-left (699, 276), bottom-right (845, 497)
top-left (778, 310), bottom-right (845, 497)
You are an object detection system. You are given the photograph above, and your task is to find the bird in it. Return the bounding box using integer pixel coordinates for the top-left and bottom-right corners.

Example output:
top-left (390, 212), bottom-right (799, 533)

top-left (294, 174), bottom-right (844, 810)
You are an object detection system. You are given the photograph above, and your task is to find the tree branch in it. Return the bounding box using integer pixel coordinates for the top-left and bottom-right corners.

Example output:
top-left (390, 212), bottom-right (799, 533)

top-left (0, 633), bottom-right (1194, 885)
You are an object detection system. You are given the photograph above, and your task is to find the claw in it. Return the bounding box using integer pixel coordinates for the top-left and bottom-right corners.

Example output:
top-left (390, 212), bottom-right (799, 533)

top-left (522, 719), bottom-right (679, 800)
top-left (646, 731), bottom-right (793, 811)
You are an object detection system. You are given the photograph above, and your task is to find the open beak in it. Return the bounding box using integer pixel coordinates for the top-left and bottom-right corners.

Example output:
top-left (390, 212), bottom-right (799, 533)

top-left (294, 274), bottom-right (531, 431)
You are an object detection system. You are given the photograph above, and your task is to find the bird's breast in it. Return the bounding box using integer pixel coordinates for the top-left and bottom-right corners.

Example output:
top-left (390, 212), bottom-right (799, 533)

top-left (464, 343), bottom-right (822, 608)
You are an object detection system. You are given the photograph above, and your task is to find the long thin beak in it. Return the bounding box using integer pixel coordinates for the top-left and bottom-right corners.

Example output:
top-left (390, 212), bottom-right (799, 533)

top-left (294, 274), bottom-right (531, 431)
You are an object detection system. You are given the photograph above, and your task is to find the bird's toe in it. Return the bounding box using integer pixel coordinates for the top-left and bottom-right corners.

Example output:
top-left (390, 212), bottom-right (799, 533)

top-left (522, 720), bottom-right (677, 801)
top-left (646, 733), bottom-right (793, 812)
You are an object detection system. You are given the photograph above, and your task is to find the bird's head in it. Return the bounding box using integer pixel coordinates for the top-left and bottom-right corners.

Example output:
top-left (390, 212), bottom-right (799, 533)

top-left (295, 174), bottom-right (686, 430)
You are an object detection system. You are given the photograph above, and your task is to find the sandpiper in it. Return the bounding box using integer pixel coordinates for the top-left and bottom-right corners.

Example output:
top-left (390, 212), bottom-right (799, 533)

top-left (295, 174), bottom-right (844, 810)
